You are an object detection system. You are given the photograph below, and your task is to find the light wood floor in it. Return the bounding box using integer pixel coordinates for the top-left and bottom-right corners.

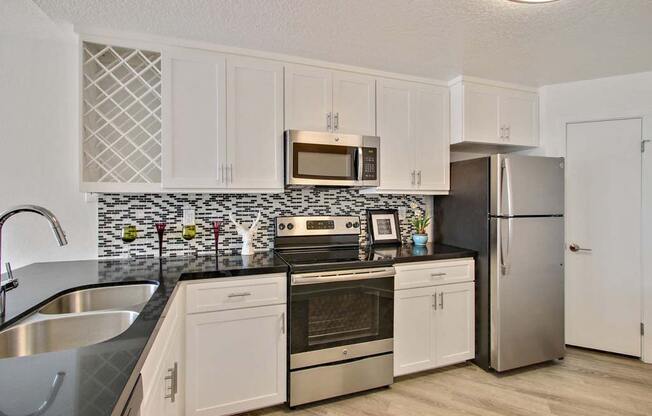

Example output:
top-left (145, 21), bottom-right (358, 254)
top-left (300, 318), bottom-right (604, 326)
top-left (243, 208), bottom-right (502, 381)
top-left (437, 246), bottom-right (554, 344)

top-left (242, 348), bottom-right (652, 416)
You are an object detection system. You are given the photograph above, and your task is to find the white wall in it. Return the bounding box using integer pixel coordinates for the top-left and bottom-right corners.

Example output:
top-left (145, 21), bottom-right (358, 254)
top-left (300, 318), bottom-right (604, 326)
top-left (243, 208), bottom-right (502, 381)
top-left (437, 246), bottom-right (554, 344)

top-left (537, 72), bottom-right (652, 363)
top-left (0, 1), bottom-right (97, 269)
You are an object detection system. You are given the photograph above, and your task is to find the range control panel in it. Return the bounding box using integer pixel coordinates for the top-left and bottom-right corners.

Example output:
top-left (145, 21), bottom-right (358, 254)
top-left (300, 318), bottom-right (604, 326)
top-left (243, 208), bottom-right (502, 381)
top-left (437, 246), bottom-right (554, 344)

top-left (276, 216), bottom-right (360, 237)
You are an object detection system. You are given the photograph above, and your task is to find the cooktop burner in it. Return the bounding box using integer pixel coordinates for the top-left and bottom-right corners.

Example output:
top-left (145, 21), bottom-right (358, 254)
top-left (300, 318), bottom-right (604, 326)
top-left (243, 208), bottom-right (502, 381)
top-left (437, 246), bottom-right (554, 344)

top-left (275, 247), bottom-right (393, 272)
top-left (273, 215), bottom-right (395, 273)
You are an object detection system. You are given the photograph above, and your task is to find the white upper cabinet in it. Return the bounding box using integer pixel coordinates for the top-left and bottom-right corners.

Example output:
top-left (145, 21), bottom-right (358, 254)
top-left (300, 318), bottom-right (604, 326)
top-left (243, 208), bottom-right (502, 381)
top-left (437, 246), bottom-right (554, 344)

top-left (285, 64), bottom-right (376, 135)
top-left (499, 88), bottom-right (538, 146)
top-left (372, 78), bottom-right (449, 195)
top-left (162, 47), bottom-right (283, 192)
top-left (226, 56), bottom-right (284, 191)
top-left (162, 47), bottom-right (226, 189)
top-left (375, 78), bottom-right (415, 191)
top-left (450, 77), bottom-right (539, 152)
top-left (332, 71), bottom-right (376, 135)
top-left (413, 84), bottom-right (450, 192)
top-left (284, 65), bottom-right (333, 132)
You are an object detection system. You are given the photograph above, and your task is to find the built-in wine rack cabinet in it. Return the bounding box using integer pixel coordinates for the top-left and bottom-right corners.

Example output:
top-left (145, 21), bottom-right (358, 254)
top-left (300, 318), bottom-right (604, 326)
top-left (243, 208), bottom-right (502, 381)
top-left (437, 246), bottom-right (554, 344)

top-left (81, 41), bottom-right (162, 190)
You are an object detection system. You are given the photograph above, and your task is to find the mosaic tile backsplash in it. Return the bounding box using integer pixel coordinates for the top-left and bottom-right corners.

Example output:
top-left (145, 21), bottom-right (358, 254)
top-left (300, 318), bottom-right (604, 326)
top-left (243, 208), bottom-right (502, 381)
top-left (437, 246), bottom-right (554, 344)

top-left (98, 189), bottom-right (427, 258)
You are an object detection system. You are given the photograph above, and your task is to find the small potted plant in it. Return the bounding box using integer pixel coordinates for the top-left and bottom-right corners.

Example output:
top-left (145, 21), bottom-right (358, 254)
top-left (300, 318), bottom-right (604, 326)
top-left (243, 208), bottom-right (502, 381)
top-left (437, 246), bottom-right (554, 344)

top-left (409, 203), bottom-right (430, 246)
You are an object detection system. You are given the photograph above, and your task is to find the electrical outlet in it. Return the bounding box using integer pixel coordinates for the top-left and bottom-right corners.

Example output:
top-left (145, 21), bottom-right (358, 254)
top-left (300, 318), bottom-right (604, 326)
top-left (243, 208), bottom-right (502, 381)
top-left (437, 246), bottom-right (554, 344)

top-left (135, 210), bottom-right (146, 219)
top-left (398, 206), bottom-right (407, 219)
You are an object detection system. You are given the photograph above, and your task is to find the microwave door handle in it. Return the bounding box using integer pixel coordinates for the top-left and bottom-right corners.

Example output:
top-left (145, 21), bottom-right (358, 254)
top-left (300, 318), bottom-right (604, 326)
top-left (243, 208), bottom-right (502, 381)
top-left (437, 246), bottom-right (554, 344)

top-left (356, 147), bottom-right (363, 182)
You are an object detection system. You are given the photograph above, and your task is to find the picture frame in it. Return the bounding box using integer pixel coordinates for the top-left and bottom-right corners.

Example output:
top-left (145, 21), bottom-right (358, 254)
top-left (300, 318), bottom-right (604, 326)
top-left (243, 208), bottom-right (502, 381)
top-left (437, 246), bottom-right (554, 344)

top-left (366, 209), bottom-right (402, 246)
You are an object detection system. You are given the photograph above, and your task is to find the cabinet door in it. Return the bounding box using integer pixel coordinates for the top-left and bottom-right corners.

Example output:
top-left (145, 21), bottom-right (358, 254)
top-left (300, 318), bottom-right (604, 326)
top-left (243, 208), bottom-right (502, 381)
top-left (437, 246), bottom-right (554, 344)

top-left (185, 305), bottom-right (286, 416)
top-left (226, 56), bottom-right (284, 190)
top-left (162, 47), bottom-right (226, 188)
top-left (332, 71), bottom-right (376, 135)
top-left (376, 78), bottom-right (416, 191)
top-left (394, 286), bottom-right (436, 376)
top-left (413, 84), bottom-right (449, 192)
top-left (141, 289), bottom-right (184, 416)
top-left (434, 282), bottom-right (475, 367)
top-left (285, 64), bottom-right (332, 132)
top-left (463, 82), bottom-right (501, 143)
top-left (500, 90), bottom-right (538, 146)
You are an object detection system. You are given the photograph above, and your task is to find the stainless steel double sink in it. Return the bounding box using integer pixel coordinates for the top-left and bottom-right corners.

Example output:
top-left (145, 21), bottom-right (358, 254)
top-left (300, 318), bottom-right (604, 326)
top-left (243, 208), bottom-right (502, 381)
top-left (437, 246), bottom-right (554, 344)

top-left (0, 283), bottom-right (158, 359)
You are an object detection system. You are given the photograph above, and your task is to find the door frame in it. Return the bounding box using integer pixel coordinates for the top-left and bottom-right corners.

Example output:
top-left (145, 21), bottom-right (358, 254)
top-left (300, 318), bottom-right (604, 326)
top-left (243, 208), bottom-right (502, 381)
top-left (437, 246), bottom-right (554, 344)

top-left (563, 112), bottom-right (652, 363)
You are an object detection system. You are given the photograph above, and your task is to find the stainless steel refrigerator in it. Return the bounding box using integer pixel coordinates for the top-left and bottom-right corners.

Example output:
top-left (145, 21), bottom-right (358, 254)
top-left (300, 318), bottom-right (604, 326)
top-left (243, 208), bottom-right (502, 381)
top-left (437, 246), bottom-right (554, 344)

top-left (435, 154), bottom-right (565, 372)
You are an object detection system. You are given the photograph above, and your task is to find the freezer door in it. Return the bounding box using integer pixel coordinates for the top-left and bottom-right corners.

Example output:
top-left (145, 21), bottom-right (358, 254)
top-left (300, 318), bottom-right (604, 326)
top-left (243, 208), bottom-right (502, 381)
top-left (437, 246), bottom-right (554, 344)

top-left (490, 155), bottom-right (564, 216)
top-left (490, 216), bottom-right (565, 372)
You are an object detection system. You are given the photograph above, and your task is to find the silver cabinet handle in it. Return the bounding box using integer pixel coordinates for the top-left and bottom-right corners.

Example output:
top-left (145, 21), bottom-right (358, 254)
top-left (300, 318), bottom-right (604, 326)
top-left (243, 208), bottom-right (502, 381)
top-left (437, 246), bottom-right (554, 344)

top-left (430, 272), bottom-right (446, 279)
top-left (569, 243), bottom-right (592, 253)
top-left (228, 292), bottom-right (252, 298)
top-left (334, 112), bottom-right (339, 131)
top-left (411, 170), bottom-right (415, 185)
top-left (500, 126), bottom-right (505, 140)
top-left (432, 293), bottom-right (437, 310)
top-left (164, 362), bottom-right (178, 402)
top-left (326, 112), bottom-right (332, 131)
top-left (505, 125), bottom-right (510, 140)
top-left (439, 292), bottom-right (444, 309)
top-left (281, 312), bottom-right (286, 334)
top-left (219, 164), bottom-right (225, 184)
top-left (417, 170), bottom-right (422, 185)
top-left (228, 164), bottom-right (233, 184)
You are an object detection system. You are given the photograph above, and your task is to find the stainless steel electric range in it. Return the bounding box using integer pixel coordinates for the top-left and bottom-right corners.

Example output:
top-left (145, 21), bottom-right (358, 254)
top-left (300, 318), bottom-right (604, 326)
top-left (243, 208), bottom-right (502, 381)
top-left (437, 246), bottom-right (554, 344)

top-left (274, 215), bottom-right (395, 407)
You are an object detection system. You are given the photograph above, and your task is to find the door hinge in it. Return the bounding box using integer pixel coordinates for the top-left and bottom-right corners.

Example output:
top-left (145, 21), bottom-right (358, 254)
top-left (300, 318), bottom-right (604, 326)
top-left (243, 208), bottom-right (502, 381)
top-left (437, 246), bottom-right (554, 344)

top-left (642, 322), bottom-right (645, 336)
top-left (642, 139), bottom-right (651, 153)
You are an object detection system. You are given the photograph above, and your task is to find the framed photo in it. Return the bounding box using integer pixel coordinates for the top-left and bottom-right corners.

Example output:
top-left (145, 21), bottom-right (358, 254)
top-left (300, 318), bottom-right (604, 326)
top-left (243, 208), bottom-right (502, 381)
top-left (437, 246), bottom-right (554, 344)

top-left (367, 209), bottom-right (401, 246)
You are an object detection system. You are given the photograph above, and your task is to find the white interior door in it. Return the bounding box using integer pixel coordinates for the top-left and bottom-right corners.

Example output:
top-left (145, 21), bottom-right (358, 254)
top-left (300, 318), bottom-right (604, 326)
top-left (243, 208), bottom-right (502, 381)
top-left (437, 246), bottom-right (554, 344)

top-left (566, 118), bottom-right (642, 356)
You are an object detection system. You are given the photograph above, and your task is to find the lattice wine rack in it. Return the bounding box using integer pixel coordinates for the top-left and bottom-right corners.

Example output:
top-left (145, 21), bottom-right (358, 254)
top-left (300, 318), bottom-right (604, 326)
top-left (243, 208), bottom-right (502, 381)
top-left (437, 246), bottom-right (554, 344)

top-left (82, 42), bottom-right (162, 186)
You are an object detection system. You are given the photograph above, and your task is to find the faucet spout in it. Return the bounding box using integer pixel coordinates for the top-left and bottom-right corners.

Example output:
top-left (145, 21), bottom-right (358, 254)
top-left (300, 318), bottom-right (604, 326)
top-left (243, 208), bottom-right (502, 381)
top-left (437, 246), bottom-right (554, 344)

top-left (0, 205), bottom-right (68, 318)
top-left (0, 205), bottom-right (68, 246)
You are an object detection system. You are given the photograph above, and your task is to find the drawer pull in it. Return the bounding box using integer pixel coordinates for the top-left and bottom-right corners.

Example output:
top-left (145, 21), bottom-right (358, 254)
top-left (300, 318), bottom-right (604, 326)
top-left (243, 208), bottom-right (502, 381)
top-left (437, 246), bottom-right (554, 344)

top-left (430, 272), bottom-right (447, 278)
top-left (228, 292), bottom-right (252, 298)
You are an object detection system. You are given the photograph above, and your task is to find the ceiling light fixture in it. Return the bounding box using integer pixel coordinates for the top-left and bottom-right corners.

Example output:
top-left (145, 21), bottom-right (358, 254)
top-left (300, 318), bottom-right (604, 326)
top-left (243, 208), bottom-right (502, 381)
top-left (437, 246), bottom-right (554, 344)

top-left (508, 0), bottom-right (559, 3)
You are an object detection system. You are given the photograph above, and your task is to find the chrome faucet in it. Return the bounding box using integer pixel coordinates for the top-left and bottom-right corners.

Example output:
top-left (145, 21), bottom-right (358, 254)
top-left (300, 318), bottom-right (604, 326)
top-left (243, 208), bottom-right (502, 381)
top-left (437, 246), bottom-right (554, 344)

top-left (0, 205), bottom-right (68, 318)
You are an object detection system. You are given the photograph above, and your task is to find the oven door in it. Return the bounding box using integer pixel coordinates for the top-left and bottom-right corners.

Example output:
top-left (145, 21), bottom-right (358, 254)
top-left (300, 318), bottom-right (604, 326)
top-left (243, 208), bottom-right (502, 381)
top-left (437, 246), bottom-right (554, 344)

top-left (289, 268), bottom-right (394, 370)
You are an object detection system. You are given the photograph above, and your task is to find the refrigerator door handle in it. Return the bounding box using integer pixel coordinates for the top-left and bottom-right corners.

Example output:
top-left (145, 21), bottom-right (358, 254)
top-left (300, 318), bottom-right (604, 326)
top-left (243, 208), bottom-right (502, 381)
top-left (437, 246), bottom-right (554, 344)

top-left (503, 158), bottom-right (514, 217)
top-left (501, 218), bottom-right (512, 276)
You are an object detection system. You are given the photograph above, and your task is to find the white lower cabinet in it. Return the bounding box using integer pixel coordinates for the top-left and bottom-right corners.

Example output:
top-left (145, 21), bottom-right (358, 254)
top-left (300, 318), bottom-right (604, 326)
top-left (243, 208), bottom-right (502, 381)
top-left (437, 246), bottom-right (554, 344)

top-left (141, 286), bottom-right (185, 416)
top-left (185, 275), bottom-right (287, 416)
top-left (394, 259), bottom-right (475, 377)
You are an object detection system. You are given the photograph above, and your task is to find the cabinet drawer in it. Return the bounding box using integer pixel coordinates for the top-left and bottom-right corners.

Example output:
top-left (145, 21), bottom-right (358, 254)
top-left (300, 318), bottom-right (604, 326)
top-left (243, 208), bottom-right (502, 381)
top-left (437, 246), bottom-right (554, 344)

top-left (395, 258), bottom-right (474, 290)
top-left (186, 273), bottom-right (286, 313)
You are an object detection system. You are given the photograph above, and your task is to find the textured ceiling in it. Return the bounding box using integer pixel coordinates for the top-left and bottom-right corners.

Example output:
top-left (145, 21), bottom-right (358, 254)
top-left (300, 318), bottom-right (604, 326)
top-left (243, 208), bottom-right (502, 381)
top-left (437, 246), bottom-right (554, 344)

top-left (33, 0), bottom-right (652, 86)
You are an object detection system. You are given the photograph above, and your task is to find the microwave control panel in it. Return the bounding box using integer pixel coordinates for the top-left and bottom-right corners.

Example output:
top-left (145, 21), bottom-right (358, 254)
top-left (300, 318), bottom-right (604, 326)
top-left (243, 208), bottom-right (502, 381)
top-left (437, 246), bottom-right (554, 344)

top-left (362, 147), bottom-right (378, 180)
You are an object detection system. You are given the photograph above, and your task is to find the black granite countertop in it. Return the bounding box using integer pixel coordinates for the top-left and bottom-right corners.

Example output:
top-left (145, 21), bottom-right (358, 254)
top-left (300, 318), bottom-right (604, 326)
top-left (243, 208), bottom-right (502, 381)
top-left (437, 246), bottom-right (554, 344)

top-left (0, 244), bottom-right (474, 416)
top-left (369, 242), bottom-right (476, 263)
top-left (0, 252), bottom-right (287, 416)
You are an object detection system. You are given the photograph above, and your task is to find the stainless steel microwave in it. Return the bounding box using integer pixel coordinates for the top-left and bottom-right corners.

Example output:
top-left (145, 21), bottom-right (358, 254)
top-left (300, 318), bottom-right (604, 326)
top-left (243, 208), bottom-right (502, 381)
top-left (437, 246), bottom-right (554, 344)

top-left (285, 130), bottom-right (380, 187)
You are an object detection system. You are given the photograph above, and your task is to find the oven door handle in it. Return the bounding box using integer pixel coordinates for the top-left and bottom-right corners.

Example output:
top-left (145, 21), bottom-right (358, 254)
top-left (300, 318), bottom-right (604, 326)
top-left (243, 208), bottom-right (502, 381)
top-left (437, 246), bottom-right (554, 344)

top-left (291, 267), bottom-right (395, 285)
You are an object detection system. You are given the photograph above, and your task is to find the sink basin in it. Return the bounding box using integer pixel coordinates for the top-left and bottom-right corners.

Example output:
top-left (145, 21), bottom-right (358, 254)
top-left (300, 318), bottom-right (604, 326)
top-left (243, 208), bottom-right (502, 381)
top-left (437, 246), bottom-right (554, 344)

top-left (0, 311), bottom-right (139, 359)
top-left (39, 283), bottom-right (158, 315)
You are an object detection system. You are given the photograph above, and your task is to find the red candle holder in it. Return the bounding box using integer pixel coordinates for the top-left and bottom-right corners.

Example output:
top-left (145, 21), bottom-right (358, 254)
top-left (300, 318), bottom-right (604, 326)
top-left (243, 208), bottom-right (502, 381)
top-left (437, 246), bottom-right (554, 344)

top-left (212, 221), bottom-right (221, 257)
top-left (155, 222), bottom-right (167, 258)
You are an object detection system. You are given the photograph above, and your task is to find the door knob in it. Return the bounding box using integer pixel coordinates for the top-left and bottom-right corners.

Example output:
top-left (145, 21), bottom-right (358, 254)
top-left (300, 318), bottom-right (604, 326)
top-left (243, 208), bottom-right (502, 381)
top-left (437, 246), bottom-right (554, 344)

top-left (569, 243), bottom-right (592, 253)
